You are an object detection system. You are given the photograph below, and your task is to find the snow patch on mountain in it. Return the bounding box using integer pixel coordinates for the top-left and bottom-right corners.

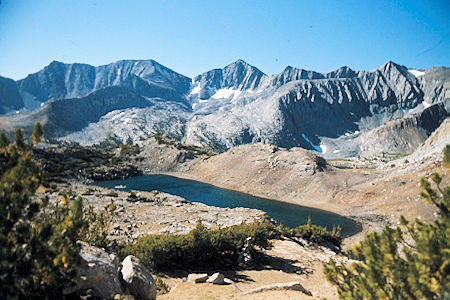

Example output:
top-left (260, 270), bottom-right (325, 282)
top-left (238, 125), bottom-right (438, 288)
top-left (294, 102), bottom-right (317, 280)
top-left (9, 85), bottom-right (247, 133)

top-left (408, 69), bottom-right (425, 77)
top-left (211, 88), bottom-right (239, 99)
top-left (190, 85), bottom-right (202, 94)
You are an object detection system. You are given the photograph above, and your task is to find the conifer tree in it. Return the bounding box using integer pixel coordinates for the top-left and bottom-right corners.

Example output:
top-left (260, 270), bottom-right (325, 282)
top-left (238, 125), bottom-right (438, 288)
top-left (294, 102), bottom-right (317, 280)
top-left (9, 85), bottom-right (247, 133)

top-left (31, 122), bottom-right (44, 146)
top-left (0, 132), bottom-right (9, 148)
top-left (13, 128), bottom-right (26, 150)
top-left (0, 128), bottom-right (86, 299)
top-left (323, 148), bottom-right (450, 299)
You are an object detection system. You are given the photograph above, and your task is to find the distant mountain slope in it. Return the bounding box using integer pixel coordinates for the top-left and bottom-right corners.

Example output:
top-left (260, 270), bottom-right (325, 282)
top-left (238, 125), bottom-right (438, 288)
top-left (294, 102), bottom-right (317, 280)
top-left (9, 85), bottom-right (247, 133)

top-left (183, 61), bottom-right (448, 153)
top-left (16, 59), bottom-right (191, 108)
top-left (0, 87), bottom-right (153, 137)
top-left (0, 59), bottom-right (448, 157)
top-left (0, 76), bottom-right (24, 114)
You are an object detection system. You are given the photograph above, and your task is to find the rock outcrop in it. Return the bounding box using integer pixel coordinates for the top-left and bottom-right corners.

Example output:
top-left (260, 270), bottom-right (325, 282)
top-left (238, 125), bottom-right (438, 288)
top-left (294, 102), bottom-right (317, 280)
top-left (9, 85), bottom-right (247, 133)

top-left (121, 255), bottom-right (157, 300)
top-left (64, 241), bottom-right (123, 299)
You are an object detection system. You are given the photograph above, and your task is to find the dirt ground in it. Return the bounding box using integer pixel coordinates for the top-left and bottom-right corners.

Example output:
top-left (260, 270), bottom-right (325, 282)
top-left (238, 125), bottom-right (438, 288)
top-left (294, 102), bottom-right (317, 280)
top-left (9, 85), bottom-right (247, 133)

top-left (158, 239), bottom-right (343, 300)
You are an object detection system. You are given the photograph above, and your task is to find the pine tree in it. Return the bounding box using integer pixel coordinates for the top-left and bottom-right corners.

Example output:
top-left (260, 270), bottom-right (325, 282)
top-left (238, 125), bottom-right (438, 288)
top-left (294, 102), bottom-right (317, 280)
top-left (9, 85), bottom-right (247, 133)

top-left (323, 159), bottom-right (450, 299)
top-left (31, 122), bottom-right (44, 146)
top-left (444, 145), bottom-right (450, 167)
top-left (13, 128), bottom-right (26, 150)
top-left (0, 132), bottom-right (9, 148)
top-left (0, 128), bottom-right (86, 299)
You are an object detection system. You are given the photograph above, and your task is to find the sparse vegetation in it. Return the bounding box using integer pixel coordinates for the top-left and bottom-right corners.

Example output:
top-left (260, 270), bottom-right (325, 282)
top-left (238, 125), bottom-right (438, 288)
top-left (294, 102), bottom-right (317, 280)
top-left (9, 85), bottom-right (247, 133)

top-left (33, 142), bottom-right (141, 184)
top-left (153, 132), bottom-right (216, 157)
top-left (104, 191), bottom-right (119, 197)
top-left (155, 276), bottom-right (170, 295)
top-left (120, 142), bottom-right (140, 156)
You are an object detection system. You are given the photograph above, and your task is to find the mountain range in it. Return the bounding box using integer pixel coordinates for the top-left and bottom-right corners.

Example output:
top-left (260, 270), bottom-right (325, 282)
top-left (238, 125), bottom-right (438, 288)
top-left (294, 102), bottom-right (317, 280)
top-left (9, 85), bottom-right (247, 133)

top-left (0, 59), bottom-right (448, 157)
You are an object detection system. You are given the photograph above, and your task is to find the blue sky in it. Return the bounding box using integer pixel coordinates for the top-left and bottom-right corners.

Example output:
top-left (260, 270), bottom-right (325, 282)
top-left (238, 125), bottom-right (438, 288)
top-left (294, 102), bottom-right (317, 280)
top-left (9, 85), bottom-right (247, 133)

top-left (0, 0), bottom-right (448, 80)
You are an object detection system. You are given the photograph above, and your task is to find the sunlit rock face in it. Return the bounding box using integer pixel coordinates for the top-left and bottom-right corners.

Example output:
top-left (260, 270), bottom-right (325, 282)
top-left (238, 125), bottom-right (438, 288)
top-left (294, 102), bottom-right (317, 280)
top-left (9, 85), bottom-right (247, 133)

top-left (0, 59), bottom-right (448, 157)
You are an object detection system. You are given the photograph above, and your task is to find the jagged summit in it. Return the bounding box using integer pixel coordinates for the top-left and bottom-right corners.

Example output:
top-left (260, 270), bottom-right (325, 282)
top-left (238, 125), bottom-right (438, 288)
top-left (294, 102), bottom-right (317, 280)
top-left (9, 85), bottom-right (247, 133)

top-left (0, 58), bottom-right (448, 157)
top-left (190, 59), bottom-right (267, 100)
top-left (324, 66), bottom-right (357, 79)
top-left (15, 59), bottom-right (191, 106)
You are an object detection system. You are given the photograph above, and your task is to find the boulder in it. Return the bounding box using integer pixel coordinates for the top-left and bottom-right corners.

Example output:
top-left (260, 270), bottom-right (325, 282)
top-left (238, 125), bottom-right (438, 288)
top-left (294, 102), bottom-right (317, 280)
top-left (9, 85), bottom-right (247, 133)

top-left (186, 273), bottom-right (208, 283)
top-left (206, 272), bottom-right (225, 284)
top-left (64, 241), bottom-right (123, 299)
top-left (121, 255), bottom-right (157, 300)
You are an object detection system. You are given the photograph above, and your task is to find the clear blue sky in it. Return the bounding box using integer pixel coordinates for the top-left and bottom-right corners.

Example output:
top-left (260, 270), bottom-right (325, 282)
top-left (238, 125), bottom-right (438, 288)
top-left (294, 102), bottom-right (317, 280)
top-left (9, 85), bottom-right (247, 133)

top-left (0, 0), bottom-right (448, 80)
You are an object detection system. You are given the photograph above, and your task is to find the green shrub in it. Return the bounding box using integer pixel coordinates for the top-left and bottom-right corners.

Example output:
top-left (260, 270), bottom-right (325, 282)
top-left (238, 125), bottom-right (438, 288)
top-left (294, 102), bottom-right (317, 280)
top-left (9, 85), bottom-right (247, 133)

top-left (119, 220), bottom-right (276, 271)
top-left (82, 199), bottom-right (116, 249)
top-left (282, 218), bottom-right (342, 248)
top-left (119, 217), bottom-right (341, 271)
top-left (323, 172), bottom-right (449, 299)
top-left (0, 128), bottom-right (86, 299)
top-left (155, 276), bottom-right (170, 294)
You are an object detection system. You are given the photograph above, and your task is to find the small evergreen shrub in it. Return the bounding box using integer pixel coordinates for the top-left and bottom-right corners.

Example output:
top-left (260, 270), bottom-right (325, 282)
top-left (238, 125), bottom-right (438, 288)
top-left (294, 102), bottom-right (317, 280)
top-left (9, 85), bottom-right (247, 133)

top-left (323, 171), bottom-right (449, 299)
top-left (119, 217), bottom-right (341, 271)
top-left (82, 199), bottom-right (116, 249)
top-left (119, 220), bottom-right (276, 271)
top-left (0, 128), bottom-right (86, 299)
top-left (282, 217), bottom-right (342, 248)
top-left (155, 276), bottom-right (170, 295)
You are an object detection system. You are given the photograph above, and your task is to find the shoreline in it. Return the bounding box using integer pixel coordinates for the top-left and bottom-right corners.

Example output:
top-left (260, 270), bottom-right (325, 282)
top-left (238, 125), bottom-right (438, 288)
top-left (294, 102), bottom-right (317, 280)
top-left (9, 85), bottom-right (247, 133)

top-left (136, 171), bottom-right (366, 238)
top-left (159, 171), bottom-right (349, 215)
top-left (161, 171), bottom-right (360, 215)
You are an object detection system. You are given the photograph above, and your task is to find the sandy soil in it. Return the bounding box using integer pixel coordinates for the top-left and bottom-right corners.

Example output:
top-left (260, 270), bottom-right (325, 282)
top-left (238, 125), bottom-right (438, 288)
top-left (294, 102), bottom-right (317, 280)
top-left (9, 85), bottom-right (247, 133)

top-left (159, 239), bottom-right (345, 300)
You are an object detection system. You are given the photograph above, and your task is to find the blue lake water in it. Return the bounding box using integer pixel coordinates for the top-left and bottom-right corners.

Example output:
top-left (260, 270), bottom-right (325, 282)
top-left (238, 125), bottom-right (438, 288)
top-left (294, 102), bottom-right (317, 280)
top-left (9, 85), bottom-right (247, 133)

top-left (95, 174), bottom-right (361, 237)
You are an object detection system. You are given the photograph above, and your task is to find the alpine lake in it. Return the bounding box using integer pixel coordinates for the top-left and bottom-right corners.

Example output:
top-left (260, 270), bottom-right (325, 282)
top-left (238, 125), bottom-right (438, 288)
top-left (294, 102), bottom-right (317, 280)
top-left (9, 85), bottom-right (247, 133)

top-left (96, 174), bottom-right (361, 237)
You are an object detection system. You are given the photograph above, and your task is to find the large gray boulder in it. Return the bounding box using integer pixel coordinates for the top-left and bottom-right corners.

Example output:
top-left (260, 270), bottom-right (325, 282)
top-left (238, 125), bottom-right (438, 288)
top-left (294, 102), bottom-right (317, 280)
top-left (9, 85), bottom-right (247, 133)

top-left (64, 241), bottom-right (123, 299)
top-left (121, 255), bottom-right (157, 300)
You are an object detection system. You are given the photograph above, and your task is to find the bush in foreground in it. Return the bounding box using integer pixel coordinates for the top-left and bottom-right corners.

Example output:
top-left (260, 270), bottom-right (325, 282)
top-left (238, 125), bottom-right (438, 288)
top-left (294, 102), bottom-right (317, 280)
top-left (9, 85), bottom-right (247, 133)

top-left (323, 167), bottom-right (449, 299)
top-left (281, 216), bottom-right (342, 248)
top-left (119, 220), bottom-right (275, 270)
top-left (0, 130), bottom-right (86, 299)
top-left (120, 216), bottom-right (342, 271)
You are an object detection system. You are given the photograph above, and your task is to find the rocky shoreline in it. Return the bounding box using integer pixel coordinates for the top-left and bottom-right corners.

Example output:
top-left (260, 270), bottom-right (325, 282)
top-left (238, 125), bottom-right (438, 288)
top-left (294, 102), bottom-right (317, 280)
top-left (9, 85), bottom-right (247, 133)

top-left (38, 183), bottom-right (266, 244)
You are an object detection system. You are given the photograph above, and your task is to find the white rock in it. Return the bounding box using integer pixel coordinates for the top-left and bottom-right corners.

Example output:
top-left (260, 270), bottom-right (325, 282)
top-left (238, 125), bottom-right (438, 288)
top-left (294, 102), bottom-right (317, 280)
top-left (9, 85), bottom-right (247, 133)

top-left (121, 255), bottom-right (157, 300)
top-left (206, 272), bottom-right (225, 284)
top-left (187, 273), bottom-right (208, 283)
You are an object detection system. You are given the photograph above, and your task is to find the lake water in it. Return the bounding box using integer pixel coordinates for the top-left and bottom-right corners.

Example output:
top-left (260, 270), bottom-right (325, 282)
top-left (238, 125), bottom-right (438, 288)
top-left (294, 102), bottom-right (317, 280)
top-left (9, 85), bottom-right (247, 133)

top-left (96, 174), bottom-right (361, 237)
